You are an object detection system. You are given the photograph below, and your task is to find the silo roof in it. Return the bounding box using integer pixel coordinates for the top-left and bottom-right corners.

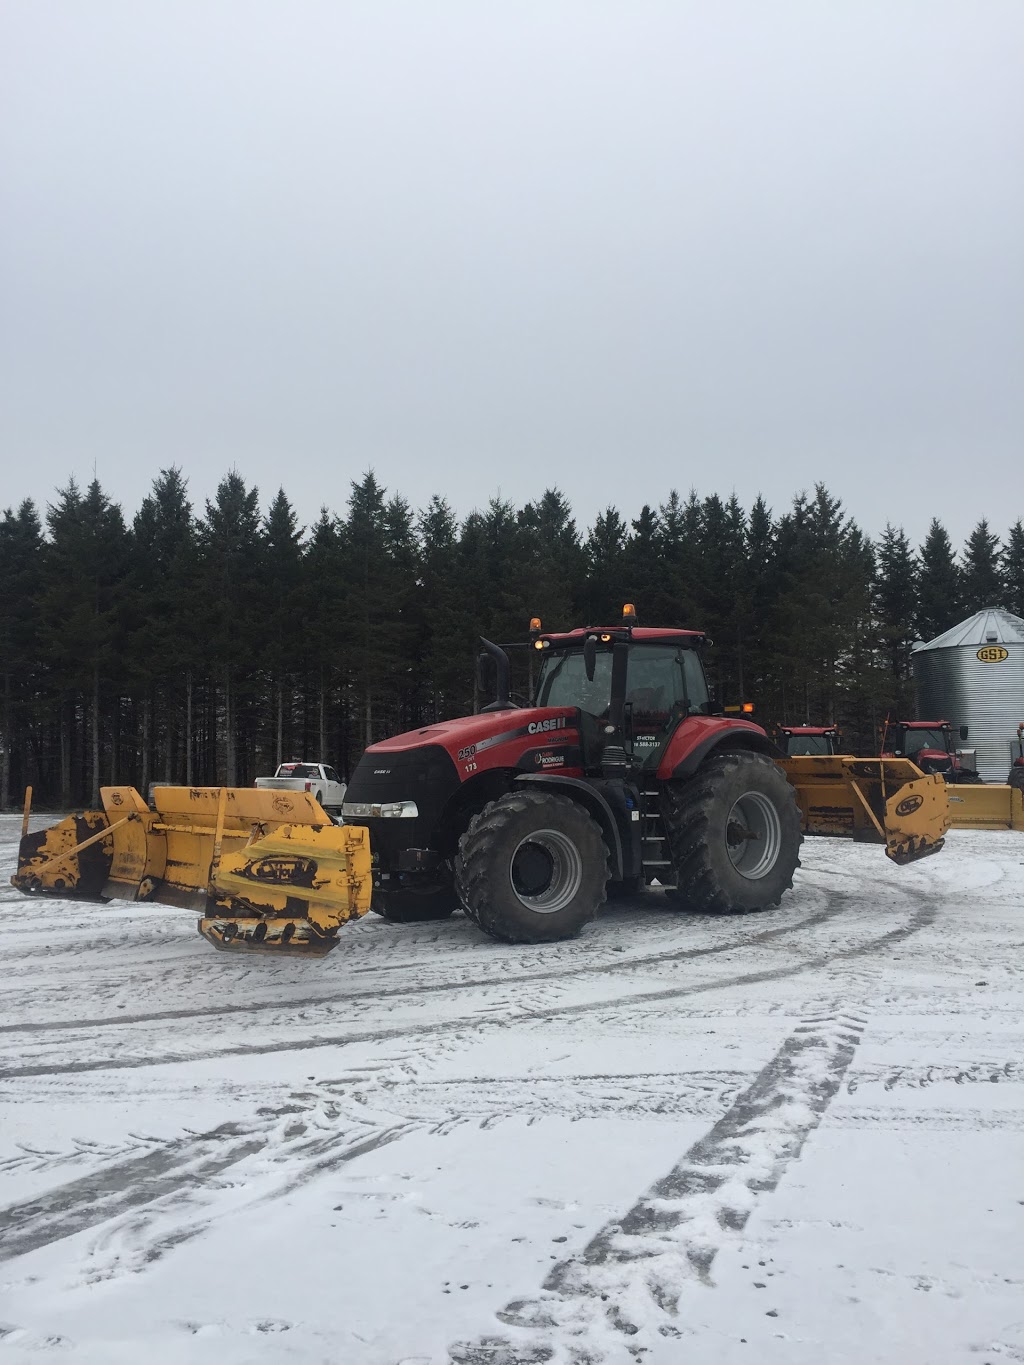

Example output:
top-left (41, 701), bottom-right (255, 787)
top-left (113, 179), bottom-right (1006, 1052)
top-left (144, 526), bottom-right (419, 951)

top-left (913, 608), bottom-right (1024, 651)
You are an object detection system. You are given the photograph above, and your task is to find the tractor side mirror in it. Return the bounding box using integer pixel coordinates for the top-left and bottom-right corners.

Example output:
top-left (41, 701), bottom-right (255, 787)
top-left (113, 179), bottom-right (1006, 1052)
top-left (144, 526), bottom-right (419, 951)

top-left (959, 725), bottom-right (969, 741)
top-left (583, 634), bottom-right (597, 683)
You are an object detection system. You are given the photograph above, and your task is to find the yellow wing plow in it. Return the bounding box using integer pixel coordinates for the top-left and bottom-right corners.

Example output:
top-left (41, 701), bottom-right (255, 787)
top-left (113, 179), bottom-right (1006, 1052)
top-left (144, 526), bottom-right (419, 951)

top-left (778, 757), bottom-right (949, 864)
top-left (11, 785), bottom-right (372, 957)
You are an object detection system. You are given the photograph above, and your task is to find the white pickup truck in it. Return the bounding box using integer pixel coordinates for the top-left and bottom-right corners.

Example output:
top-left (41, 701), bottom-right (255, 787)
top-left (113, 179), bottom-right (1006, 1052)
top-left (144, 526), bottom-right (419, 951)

top-left (254, 762), bottom-right (347, 815)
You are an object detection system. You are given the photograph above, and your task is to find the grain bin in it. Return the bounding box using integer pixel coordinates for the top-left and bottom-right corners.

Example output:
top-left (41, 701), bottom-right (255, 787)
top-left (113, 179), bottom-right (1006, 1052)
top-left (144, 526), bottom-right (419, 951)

top-left (912, 609), bottom-right (1024, 782)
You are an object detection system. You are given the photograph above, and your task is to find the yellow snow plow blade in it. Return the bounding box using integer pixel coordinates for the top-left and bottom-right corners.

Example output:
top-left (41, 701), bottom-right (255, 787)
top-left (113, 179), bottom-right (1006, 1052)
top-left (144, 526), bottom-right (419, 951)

top-left (11, 785), bottom-right (372, 957)
top-left (945, 784), bottom-right (1024, 831)
top-left (779, 757), bottom-right (949, 864)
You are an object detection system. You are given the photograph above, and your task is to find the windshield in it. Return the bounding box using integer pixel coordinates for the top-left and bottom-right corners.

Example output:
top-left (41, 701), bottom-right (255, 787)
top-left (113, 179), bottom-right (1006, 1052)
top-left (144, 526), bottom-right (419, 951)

top-left (536, 649), bottom-right (614, 714)
top-left (901, 728), bottom-right (948, 756)
top-left (786, 735), bottom-right (832, 756)
top-left (278, 763), bottom-right (320, 778)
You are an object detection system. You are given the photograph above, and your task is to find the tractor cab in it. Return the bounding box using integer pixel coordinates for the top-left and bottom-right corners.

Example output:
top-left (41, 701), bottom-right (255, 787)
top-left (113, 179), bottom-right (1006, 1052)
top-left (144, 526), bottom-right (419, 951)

top-left (775, 726), bottom-right (841, 758)
top-left (531, 614), bottom-right (712, 768)
top-left (885, 721), bottom-right (954, 772)
top-left (884, 721), bottom-right (980, 783)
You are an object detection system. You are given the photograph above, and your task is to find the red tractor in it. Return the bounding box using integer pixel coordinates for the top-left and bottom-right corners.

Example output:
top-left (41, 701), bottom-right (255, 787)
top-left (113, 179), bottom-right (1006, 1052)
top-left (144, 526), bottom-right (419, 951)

top-left (775, 725), bottom-right (841, 758)
top-left (883, 720), bottom-right (981, 784)
top-left (342, 607), bottom-right (802, 943)
top-left (1009, 724), bottom-right (1024, 791)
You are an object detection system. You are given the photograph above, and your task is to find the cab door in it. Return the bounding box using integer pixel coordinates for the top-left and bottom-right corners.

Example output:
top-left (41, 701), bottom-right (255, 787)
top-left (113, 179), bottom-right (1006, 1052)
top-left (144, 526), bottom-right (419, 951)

top-left (624, 646), bottom-right (708, 768)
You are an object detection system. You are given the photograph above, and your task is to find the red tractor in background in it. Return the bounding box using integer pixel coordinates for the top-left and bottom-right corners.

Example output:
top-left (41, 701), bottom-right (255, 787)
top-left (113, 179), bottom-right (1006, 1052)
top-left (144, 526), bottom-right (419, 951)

top-left (342, 606), bottom-right (802, 944)
top-left (1009, 724), bottom-right (1024, 791)
top-left (883, 720), bottom-right (982, 783)
top-left (774, 725), bottom-right (841, 758)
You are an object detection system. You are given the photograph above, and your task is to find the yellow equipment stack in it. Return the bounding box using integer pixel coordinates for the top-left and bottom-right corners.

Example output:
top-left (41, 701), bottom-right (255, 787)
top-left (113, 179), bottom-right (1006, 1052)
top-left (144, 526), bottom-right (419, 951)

top-left (778, 756), bottom-right (950, 863)
top-left (11, 785), bottom-right (372, 956)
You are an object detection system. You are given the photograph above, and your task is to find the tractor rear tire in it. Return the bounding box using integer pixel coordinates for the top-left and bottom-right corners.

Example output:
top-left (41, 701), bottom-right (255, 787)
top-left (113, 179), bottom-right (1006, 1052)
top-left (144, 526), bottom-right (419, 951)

top-left (1007, 766), bottom-right (1024, 791)
top-left (662, 752), bottom-right (801, 915)
top-left (456, 790), bottom-right (608, 943)
top-left (371, 886), bottom-right (456, 924)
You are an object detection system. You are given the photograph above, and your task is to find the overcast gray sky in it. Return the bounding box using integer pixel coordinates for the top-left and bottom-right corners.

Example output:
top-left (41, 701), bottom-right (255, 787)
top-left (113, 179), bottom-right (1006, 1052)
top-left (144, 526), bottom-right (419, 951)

top-left (2, 1), bottom-right (1021, 549)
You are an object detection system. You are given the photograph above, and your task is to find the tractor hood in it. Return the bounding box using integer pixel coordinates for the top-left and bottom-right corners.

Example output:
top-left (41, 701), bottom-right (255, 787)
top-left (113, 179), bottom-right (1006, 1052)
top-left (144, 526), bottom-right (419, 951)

top-left (367, 707), bottom-right (579, 756)
top-left (916, 748), bottom-right (952, 764)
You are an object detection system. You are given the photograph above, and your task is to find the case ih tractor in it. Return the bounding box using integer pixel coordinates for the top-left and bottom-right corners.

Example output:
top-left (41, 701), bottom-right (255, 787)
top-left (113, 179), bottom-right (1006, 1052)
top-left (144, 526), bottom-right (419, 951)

top-left (341, 606), bottom-right (803, 944)
top-left (883, 720), bottom-right (981, 783)
top-left (775, 725), bottom-right (841, 758)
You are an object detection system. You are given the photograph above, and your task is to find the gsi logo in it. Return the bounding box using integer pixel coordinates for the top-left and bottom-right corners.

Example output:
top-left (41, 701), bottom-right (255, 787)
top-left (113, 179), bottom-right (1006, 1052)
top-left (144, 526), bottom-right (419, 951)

top-left (976, 646), bottom-right (1009, 663)
top-left (895, 794), bottom-right (924, 816)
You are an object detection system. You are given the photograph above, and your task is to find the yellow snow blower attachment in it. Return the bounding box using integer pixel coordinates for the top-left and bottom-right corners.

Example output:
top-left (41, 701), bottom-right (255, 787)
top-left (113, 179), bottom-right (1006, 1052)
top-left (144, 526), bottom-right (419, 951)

top-left (12, 785), bottom-right (372, 956)
top-left (778, 757), bottom-right (949, 864)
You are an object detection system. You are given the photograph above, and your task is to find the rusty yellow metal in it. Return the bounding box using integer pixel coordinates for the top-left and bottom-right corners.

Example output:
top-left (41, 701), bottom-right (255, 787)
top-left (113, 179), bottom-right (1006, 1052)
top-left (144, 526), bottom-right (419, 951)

top-left (779, 756), bottom-right (949, 864)
top-left (946, 784), bottom-right (1024, 831)
top-left (12, 808), bottom-right (114, 897)
top-left (30, 813), bottom-right (135, 881)
top-left (11, 785), bottom-right (372, 957)
top-left (21, 785), bottom-right (32, 839)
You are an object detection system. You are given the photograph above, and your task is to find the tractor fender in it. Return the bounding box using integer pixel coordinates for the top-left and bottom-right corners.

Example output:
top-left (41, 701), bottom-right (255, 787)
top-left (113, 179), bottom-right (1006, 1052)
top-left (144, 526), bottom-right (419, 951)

top-left (659, 717), bottom-right (782, 781)
top-left (514, 773), bottom-right (624, 880)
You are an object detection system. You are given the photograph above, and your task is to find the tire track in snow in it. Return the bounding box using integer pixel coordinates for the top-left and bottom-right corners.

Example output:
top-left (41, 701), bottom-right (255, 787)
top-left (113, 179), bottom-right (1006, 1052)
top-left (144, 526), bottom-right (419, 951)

top-left (451, 1010), bottom-right (868, 1364)
top-left (0, 898), bottom-right (837, 1036)
top-left (0, 893), bottom-right (933, 1082)
top-left (0, 1074), bottom-right (415, 1266)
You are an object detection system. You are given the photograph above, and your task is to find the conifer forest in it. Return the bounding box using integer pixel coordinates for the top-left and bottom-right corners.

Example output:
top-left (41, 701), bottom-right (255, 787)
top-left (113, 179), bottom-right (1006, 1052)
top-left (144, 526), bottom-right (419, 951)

top-left (1, 468), bottom-right (1022, 808)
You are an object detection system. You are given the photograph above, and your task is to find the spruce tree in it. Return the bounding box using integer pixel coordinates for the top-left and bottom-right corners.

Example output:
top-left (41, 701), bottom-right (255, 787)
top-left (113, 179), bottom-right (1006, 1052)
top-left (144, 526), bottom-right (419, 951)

top-left (582, 507), bottom-right (628, 623)
top-left (1002, 520), bottom-right (1024, 619)
top-left (743, 496), bottom-right (778, 709)
top-left (40, 479), bottom-right (130, 802)
top-left (198, 472), bottom-right (263, 784)
top-left (916, 520), bottom-right (961, 643)
top-left (961, 519), bottom-right (1003, 611)
top-left (130, 468), bottom-right (197, 785)
top-left (874, 525), bottom-right (919, 717)
top-left (305, 509), bottom-right (348, 770)
top-left (417, 496), bottom-right (469, 720)
top-left (621, 505), bottom-right (662, 620)
top-left (261, 489), bottom-right (305, 767)
top-left (518, 488), bottom-right (585, 631)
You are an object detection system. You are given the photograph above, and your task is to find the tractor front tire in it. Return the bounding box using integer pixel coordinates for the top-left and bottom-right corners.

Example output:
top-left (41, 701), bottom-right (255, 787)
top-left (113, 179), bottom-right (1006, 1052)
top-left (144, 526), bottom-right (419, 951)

top-left (949, 770), bottom-right (984, 785)
top-left (662, 752), bottom-right (801, 915)
top-left (456, 790), bottom-right (608, 944)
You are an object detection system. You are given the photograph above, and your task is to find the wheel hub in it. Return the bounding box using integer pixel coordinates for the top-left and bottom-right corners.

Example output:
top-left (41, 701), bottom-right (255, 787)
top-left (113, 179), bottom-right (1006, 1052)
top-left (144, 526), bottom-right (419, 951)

top-left (509, 828), bottom-right (584, 914)
top-left (724, 791), bottom-right (782, 880)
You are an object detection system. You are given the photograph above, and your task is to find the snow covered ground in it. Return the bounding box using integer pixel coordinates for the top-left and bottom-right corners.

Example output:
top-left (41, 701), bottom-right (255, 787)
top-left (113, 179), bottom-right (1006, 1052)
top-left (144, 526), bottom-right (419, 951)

top-left (1, 812), bottom-right (1022, 1364)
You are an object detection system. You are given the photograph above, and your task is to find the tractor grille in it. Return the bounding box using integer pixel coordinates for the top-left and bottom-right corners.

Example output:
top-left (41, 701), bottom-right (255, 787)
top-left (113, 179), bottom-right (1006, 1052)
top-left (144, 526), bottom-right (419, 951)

top-left (345, 745), bottom-right (460, 870)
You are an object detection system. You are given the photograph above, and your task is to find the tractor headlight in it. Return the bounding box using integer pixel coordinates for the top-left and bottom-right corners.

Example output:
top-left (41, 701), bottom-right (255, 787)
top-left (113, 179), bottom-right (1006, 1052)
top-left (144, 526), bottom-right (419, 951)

top-left (342, 800), bottom-right (419, 819)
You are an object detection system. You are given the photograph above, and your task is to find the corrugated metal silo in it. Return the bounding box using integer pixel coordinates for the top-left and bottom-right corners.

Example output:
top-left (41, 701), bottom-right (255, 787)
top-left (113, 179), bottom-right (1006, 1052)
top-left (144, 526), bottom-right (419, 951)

top-left (912, 608), bottom-right (1024, 781)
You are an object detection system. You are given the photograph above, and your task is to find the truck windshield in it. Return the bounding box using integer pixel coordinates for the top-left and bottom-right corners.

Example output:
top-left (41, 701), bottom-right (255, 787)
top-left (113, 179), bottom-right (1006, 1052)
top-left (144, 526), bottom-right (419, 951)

top-left (278, 764), bottom-right (320, 778)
